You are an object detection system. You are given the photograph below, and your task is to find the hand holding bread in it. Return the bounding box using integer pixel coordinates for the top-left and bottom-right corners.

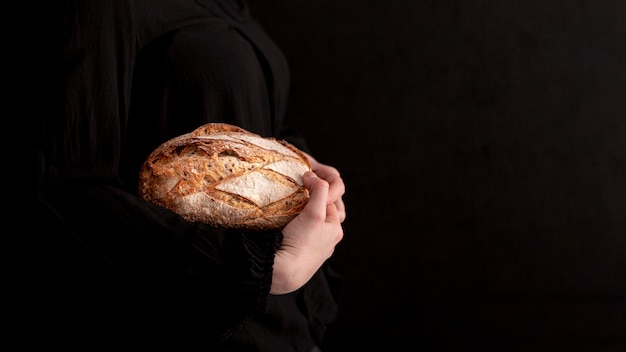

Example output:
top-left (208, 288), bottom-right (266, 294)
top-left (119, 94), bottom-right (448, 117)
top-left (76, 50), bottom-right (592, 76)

top-left (139, 122), bottom-right (346, 294)
top-left (272, 170), bottom-right (345, 294)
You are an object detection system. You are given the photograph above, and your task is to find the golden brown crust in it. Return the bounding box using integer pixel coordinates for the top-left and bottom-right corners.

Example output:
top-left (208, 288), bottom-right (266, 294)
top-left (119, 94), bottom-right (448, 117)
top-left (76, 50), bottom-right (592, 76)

top-left (138, 123), bottom-right (311, 230)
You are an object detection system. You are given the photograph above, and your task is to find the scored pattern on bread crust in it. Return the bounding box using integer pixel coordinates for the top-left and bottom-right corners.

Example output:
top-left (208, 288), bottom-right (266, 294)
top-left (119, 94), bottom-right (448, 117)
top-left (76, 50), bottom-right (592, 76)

top-left (139, 123), bottom-right (311, 230)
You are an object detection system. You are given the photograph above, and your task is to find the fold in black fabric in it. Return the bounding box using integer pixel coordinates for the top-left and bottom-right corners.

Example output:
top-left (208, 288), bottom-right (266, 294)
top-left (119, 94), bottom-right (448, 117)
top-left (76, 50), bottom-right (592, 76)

top-left (14, 0), bottom-right (341, 349)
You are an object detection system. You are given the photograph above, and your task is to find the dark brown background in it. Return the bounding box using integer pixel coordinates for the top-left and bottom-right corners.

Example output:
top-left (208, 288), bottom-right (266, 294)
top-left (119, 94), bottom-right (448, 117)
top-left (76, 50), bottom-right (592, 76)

top-left (250, 1), bottom-right (626, 351)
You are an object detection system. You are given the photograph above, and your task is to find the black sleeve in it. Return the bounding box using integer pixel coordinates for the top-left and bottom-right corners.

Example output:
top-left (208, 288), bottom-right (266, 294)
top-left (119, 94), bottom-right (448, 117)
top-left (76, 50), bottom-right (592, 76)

top-left (26, 183), bottom-right (281, 340)
top-left (17, 0), bottom-right (281, 341)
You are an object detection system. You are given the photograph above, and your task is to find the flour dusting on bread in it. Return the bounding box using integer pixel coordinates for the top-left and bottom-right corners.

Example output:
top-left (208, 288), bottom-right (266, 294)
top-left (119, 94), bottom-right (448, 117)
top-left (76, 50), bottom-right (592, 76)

top-left (138, 123), bottom-right (311, 230)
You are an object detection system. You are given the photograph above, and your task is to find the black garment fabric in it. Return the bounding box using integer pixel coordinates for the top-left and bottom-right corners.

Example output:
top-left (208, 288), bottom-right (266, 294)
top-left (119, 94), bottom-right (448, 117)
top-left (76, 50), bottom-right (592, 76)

top-left (13, 0), bottom-right (342, 350)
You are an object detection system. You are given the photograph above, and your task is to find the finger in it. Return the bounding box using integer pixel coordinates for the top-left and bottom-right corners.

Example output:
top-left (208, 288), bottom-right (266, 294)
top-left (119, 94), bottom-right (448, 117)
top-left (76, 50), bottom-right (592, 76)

top-left (335, 198), bottom-right (346, 223)
top-left (302, 171), bottom-right (329, 220)
top-left (312, 168), bottom-right (345, 205)
top-left (325, 203), bottom-right (340, 224)
top-left (328, 180), bottom-right (345, 206)
top-left (310, 164), bottom-right (338, 180)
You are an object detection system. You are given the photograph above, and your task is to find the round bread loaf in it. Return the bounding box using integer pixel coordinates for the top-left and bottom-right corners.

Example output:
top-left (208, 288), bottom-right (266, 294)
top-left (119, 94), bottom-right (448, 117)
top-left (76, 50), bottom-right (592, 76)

top-left (138, 123), bottom-right (311, 230)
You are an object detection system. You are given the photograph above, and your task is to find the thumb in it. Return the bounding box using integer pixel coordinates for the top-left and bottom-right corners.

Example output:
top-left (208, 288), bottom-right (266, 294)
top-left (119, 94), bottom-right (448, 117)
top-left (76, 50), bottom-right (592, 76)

top-left (302, 171), bottom-right (329, 219)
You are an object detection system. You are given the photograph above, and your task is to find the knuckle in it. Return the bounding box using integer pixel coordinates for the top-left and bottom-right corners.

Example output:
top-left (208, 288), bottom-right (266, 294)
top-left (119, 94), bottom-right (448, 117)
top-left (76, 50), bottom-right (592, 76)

top-left (317, 178), bottom-right (330, 191)
top-left (335, 227), bottom-right (344, 243)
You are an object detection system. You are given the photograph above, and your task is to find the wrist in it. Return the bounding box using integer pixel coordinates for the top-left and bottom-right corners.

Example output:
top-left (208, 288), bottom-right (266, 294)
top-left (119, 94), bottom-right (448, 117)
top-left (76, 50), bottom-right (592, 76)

top-left (270, 250), bottom-right (299, 295)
